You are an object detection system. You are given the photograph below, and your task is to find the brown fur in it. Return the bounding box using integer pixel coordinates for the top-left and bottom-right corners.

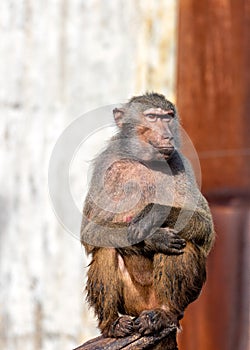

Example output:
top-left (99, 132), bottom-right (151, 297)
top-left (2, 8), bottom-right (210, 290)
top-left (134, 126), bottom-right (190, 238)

top-left (81, 93), bottom-right (215, 338)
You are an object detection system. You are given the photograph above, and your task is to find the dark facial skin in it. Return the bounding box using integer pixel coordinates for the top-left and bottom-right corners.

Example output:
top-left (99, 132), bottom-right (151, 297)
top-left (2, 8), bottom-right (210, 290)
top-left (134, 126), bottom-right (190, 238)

top-left (113, 103), bottom-right (177, 162)
top-left (137, 107), bottom-right (176, 160)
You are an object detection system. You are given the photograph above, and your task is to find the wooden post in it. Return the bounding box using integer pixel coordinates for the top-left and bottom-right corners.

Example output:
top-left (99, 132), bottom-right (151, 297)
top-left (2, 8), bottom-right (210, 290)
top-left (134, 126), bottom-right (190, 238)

top-left (177, 1), bottom-right (250, 349)
top-left (74, 327), bottom-right (178, 350)
top-left (177, 0), bottom-right (250, 193)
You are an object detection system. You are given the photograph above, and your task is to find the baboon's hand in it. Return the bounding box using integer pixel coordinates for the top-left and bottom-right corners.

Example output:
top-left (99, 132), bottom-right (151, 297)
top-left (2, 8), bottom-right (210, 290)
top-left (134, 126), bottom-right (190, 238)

top-left (134, 309), bottom-right (176, 335)
top-left (145, 228), bottom-right (186, 255)
top-left (104, 316), bottom-right (134, 338)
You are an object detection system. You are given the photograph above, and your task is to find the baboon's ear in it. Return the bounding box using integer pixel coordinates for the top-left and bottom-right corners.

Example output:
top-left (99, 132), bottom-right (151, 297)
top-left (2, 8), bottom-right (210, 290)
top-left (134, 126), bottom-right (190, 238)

top-left (113, 108), bottom-right (125, 128)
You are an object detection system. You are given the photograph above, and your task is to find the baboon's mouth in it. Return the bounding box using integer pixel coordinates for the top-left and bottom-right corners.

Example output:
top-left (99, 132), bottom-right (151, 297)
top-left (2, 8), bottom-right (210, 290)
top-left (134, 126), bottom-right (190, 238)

top-left (156, 146), bottom-right (175, 155)
top-left (148, 141), bottom-right (175, 157)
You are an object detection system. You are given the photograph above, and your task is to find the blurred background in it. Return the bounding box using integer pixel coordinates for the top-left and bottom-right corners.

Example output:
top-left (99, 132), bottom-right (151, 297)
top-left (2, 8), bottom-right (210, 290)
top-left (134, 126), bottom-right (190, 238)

top-left (0, 1), bottom-right (249, 350)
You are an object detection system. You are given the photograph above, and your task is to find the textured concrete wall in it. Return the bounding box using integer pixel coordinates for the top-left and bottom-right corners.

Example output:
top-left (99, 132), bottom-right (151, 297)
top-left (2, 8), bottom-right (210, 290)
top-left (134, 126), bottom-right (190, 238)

top-left (0, 1), bottom-right (177, 349)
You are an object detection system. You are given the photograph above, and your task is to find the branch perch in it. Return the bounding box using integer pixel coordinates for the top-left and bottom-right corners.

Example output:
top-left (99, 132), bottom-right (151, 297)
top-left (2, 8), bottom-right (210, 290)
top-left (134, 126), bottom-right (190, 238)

top-left (74, 326), bottom-right (178, 350)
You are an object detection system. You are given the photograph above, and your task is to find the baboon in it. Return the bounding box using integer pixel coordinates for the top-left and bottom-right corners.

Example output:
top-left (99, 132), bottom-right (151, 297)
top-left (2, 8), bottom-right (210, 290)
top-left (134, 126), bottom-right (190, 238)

top-left (81, 92), bottom-right (215, 338)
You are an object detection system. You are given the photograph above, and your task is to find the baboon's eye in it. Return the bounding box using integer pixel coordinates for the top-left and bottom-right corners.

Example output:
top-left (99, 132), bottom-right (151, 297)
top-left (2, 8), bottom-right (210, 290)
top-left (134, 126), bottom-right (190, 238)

top-left (145, 114), bottom-right (157, 122)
